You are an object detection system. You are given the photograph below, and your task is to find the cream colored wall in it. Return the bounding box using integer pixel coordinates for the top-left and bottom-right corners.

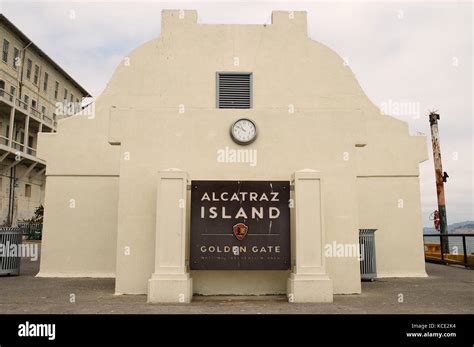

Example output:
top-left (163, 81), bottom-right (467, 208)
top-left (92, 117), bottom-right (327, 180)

top-left (110, 108), bottom-right (364, 295)
top-left (38, 99), bottom-right (121, 175)
top-left (38, 10), bottom-right (427, 295)
top-left (357, 177), bottom-right (427, 277)
top-left (37, 175), bottom-right (118, 277)
top-left (36, 98), bottom-right (121, 276)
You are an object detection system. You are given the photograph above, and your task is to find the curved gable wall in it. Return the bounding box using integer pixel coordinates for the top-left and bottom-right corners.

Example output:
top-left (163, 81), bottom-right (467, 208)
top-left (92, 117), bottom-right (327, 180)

top-left (37, 10), bottom-right (427, 295)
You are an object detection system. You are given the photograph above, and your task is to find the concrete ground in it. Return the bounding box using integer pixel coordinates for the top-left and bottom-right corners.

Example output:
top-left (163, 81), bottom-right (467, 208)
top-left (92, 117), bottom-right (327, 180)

top-left (0, 243), bottom-right (473, 314)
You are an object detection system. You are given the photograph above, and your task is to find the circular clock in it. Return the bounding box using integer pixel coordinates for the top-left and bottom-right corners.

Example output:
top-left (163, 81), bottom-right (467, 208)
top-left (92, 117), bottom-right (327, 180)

top-left (230, 118), bottom-right (257, 145)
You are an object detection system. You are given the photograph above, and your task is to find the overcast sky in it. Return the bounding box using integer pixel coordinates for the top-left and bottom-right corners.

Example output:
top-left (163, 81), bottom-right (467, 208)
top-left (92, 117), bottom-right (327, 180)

top-left (2, 0), bottom-right (472, 227)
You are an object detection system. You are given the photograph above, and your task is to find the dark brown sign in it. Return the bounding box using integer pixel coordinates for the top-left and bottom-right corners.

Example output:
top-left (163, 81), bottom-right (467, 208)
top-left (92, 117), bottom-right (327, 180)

top-left (190, 180), bottom-right (290, 270)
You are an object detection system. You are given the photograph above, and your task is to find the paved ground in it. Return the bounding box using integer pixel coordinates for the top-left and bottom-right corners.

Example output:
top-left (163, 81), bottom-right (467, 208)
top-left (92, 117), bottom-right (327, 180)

top-left (0, 243), bottom-right (473, 314)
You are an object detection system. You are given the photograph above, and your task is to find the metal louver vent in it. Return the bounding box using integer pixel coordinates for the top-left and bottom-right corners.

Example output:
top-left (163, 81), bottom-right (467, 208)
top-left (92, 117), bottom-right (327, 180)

top-left (217, 73), bottom-right (252, 109)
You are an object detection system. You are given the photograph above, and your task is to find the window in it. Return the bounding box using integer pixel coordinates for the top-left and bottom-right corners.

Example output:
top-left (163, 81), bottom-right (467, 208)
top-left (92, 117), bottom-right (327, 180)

top-left (2, 39), bottom-right (9, 63)
top-left (25, 184), bottom-right (31, 198)
top-left (27, 135), bottom-right (34, 154)
top-left (0, 80), bottom-right (5, 98)
top-left (9, 86), bottom-right (15, 102)
top-left (33, 64), bottom-right (40, 85)
top-left (24, 94), bottom-right (29, 106)
top-left (54, 81), bottom-right (59, 99)
top-left (217, 72), bottom-right (252, 109)
top-left (64, 88), bottom-right (68, 100)
top-left (26, 59), bottom-right (32, 79)
top-left (41, 106), bottom-right (46, 115)
top-left (43, 72), bottom-right (49, 91)
top-left (13, 47), bottom-right (19, 69)
top-left (31, 99), bottom-right (37, 110)
top-left (70, 93), bottom-right (74, 103)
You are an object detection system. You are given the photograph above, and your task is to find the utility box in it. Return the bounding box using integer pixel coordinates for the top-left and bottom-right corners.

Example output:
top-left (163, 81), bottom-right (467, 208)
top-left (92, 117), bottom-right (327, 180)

top-left (359, 229), bottom-right (377, 281)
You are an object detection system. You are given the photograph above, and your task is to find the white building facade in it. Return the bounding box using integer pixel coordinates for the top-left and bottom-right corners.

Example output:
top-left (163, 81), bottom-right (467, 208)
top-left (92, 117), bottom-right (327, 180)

top-left (37, 11), bottom-right (428, 303)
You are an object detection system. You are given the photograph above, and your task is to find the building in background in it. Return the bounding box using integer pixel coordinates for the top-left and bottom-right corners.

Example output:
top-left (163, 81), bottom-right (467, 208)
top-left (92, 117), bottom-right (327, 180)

top-left (0, 14), bottom-right (90, 225)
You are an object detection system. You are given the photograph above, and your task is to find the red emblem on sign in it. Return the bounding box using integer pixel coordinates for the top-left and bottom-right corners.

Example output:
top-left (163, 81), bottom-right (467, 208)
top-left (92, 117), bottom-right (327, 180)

top-left (233, 223), bottom-right (248, 241)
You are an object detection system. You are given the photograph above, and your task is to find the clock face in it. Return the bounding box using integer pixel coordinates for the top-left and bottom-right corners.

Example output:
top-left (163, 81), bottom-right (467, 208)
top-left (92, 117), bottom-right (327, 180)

top-left (230, 118), bottom-right (257, 145)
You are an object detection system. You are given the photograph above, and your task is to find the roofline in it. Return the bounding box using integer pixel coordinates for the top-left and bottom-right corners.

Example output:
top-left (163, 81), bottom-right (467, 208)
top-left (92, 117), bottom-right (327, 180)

top-left (0, 14), bottom-right (92, 97)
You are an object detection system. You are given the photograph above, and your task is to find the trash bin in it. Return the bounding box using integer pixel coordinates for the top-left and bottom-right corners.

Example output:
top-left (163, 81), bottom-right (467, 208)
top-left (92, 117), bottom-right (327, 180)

top-left (0, 227), bottom-right (23, 275)
top-left (359, 229), bottom-right (377, 281)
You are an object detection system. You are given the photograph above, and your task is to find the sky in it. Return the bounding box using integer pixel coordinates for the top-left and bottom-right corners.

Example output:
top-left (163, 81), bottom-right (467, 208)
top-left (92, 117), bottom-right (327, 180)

top-left (1, 0), bottom-right (472, 227)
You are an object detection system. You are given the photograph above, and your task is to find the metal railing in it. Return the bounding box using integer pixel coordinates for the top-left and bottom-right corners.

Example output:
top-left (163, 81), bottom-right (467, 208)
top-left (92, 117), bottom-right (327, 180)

top-left (43, 115), bottom-right (53, 126)
top-left (423, 234), bottom-right (474, 268)
top-left (15, 98), bottom-right (28, 111)
top-left (0, 88), bottom-right (56, 129)
top-left (17, 222), bottom-right (42, 241)
top-left (0, 227), bottom-right (23, 275)
top-left (0, 135), bottom-right (9, 146)
top-left (26, 146), bottom-right (37, 156)
top-left (30, 107), bottom-right (42, 119)
top-left (11, 140), bottom-right (24, 152)
top-left (359, 229), bottom-right (377, 280)
top-left (0, 136), bottom-right (38, 156)
top-left (0, 88), bottom-right (15, 104)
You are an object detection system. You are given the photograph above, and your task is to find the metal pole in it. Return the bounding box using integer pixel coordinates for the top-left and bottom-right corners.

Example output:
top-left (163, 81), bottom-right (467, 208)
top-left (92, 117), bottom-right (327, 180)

top-left (462, 235), bottom-right (467, 267)
top-left (429, 112), bottom-right (449, 253)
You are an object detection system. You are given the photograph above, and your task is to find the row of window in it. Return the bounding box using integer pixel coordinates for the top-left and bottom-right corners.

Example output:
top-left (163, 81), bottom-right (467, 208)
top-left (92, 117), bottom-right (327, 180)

top-left (0, 79), bottom-right (56, 122)
top-left (2, 38), bottom-right (78, 103)
top-left (1, 121), bottom-right (36, 152)
top-left (0, 178), bottom-right (33, 198)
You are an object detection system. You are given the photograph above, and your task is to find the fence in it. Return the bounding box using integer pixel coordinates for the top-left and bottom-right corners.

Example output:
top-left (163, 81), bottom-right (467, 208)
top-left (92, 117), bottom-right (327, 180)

top-left (17, 222), bottom-right (42, 241)
top-left (359, 229), bottom-right (377, 280)
top-left (0, 227), bottom-right (23, 275)
top-left (423, 234), bottom-right (474, 268)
